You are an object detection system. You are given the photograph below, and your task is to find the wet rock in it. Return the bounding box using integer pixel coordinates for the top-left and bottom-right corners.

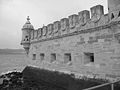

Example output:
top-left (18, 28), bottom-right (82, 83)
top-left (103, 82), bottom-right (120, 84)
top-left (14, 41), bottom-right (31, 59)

top-left (0, 71), bottom-right (23, 90)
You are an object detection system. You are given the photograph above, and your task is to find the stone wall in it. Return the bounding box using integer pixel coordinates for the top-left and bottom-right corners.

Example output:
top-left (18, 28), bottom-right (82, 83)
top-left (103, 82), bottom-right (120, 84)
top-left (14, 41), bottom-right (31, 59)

top-left (30, 5), bottom-right (108, 42)
top-left (28, 20), bottom-right (120, 80)
top-left (28, 3), bottom-right (120, 80)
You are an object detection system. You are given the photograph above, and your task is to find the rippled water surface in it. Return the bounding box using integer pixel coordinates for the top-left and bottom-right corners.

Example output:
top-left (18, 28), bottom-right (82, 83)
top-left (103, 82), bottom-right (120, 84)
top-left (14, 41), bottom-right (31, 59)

top-left (0, 54), bottom-right (29, 74)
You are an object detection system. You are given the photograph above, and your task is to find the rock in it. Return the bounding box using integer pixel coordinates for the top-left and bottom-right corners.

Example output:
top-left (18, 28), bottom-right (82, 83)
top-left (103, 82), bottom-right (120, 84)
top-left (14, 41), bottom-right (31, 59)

top-left (0, 71), bottom-right (23, 89)
top-left (0, 78), bottom-right (3, 84)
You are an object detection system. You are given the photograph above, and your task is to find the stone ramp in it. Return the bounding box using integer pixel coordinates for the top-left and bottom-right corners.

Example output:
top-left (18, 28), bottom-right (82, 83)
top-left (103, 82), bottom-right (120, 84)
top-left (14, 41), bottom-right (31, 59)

top-left (22, 66), bottom-right (110, 90)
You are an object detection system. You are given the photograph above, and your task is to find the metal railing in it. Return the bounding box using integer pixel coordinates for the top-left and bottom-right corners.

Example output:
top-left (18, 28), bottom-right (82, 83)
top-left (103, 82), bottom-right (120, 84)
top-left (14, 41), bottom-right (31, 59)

top-left (83, 80), bottom-right (120, 90)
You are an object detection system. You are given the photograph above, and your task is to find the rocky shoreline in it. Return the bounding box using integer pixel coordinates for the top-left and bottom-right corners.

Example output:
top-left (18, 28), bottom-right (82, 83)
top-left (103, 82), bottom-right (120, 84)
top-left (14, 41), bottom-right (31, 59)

top-left (0, 71), bottom-right (23, 90)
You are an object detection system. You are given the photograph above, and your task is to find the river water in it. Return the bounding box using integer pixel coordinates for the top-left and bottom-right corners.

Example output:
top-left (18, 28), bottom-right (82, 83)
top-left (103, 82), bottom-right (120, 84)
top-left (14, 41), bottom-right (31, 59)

top-left (0, 54), bottom-right (29, 74)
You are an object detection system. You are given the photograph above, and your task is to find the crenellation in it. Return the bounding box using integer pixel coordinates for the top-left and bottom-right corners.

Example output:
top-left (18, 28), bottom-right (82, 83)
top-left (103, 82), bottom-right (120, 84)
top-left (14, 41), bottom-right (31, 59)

top-left (37, 28), bottom-right (42, 40)
top-left (30, 30), bottom-right (34, 40)
top-left (30, 21), bottom-right (120, 43)
top-left (60, 18), bottom-right (69, 31)
top-left (68, 14), bottom-right (79, 30)
top-left (30, 5), bottom-right (112, 42)
top-left (90, 6), bottom-right (97, 21)
top-left (96, 5), bottom-right (104, 16)
top-left (78, 10), bottom-right (90, 26)
top-left (53, 21), bottom-right (61, 36)
top-left (60, 18), bottom-right (69, 35)
top-left (90, 5), bottom-right (104, 23)
top-left (33, 30), bottom-right (38, 40)
top-left (42, 26), bottom-right (48, 39)
top-left (47, 24), bottom-right (54, 38)
top-left (28, 4), bottom-right (120, 43)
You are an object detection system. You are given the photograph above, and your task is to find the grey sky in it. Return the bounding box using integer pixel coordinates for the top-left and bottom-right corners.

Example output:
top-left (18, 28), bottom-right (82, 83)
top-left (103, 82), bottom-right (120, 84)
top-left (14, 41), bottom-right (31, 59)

top-left (0, 0), bottom-right (107, 49)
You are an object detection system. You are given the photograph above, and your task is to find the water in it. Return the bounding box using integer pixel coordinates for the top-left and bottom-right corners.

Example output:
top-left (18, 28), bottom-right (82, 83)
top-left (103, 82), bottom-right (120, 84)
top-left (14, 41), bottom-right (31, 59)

top-left (0, 53), bottom-right (29, 74)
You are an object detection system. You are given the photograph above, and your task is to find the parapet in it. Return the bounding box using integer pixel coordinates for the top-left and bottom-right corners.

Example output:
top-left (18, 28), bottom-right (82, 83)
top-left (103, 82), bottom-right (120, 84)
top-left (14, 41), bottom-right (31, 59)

top-left (30, 4), bottom-right (113, 42)
top-left (38, 28), bottom-right (42, 39)
top-left (34, 30), bottom-right (38, 39)
top-left (47, 24), bottom-right (53, 35)
top-left (42, 26), bottom-right (47, 36)
top-left (68, 14), bottom-right (79, 29)
top-left (78, 10), bottom-right (90, 26)
top-left (53, 21), bottom-right (61, 34)
top-left (60, 18), bottom-right (69, 31)
top-left (91, 5), bottom-right (104, 22)
top-left (30, 30), bottom-right (34, 40)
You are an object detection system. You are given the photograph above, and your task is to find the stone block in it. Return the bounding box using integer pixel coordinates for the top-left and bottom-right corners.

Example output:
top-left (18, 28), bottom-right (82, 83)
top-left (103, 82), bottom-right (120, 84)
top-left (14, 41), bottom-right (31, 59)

top-left (42, 26), bottom-right (48, 39)
top-left (68, 14), bottom-right (79, 29)
top-left (91, 5), bottom-right (104, 22)
top-left (78, 10), bottom-right (90, 26)
top-left (30, 30), bottom-right (34, 40)
top-left (60, 18), bottom-right (69, 31)
top-left (37, 28), bottom-right (42, 39)
top-left (47, 24), bottom-right (53, 38)
top-left (53, 21), bottom-right (61, 36)
top-left (34, 30), bottom-right (38, 39)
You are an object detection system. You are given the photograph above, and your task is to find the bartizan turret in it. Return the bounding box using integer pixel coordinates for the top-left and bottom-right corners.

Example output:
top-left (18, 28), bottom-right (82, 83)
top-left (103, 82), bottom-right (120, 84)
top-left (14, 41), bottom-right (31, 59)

top-left (21, 16), bottom-right (34, 54)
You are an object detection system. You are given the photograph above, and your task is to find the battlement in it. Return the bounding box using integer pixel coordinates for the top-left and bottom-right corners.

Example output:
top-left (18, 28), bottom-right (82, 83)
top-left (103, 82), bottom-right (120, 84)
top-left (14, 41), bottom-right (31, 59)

top-left (30, 4), bottom-right (120, 43)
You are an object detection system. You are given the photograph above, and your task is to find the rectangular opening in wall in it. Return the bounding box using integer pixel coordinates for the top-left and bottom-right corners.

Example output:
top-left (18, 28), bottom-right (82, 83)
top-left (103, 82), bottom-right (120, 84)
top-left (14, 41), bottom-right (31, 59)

top-left (84, 52), bottom-right (94, 64)
top-left (32, 54), bottom-right (36, 60)
top-left (40, 53), bottom-right (45, 61)
top-left (64, 53), bottom-right (71, 63)
top-left (51, 53), bottom-right (56, 62)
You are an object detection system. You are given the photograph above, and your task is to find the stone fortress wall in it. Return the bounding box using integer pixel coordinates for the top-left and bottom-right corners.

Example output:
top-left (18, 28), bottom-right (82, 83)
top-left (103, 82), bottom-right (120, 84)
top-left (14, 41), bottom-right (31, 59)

top-left (30, 5), bottom-right (108, 42)
top-left (22, 1), bottom-right (120, 80)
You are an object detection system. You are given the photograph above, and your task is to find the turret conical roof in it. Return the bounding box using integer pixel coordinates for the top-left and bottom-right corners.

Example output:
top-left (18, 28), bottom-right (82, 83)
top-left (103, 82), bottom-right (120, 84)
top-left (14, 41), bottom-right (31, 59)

top-left (22, 16), bottom-right (34, 30)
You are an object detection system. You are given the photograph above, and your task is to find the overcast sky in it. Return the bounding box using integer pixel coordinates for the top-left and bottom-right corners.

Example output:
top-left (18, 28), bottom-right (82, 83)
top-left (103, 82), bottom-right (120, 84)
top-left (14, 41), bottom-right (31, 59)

top-left (0, 0), bottom-right (108, 49)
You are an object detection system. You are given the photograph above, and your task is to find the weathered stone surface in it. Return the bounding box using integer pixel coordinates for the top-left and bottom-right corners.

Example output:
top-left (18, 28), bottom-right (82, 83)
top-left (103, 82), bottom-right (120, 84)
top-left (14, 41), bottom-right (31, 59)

top-left (47, 24), bottom-right (53, 37)
top-left (78, 10), bottom-right (90, 26)
top-left (42, 26), bottom-right (48, 36)
top-left (37, 28), bottom-right (42, 39)
top-left (21, 0), bottom-right (120, 82)
top-left (90, 5), bottom-right (104, 23)
top-left (53, 21), bottom-right (61, 36)
top-left (68, 14), bottom-right (79, 29)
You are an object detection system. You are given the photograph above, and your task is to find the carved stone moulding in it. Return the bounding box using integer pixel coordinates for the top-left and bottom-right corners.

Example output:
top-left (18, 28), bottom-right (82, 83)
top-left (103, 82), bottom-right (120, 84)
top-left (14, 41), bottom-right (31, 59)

top-left (42, 26), bottom-right (48, 36)
top-left (53, 21), bottom-right (61, 35)
top-left (47, 24), bottom-right (53, 35)
top-left (60, 18), bottom-right (69, 31)
top-left (30, 30), bottom-right (34, 40)
top-left (78, 10), bottom-right (90, 26)
top-left (38, 28), bottom-right (42, 39)
top-left (34, 30), bottom-right (38, 39)
top-left (68, 14), bottom-right (79, 29)
top-left (90, 5), bottom-right (104, 23)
